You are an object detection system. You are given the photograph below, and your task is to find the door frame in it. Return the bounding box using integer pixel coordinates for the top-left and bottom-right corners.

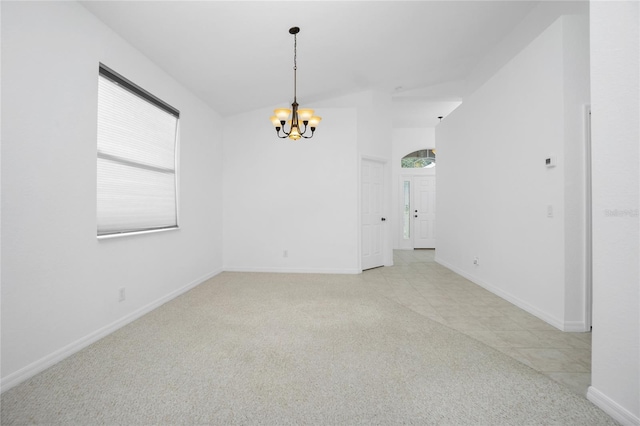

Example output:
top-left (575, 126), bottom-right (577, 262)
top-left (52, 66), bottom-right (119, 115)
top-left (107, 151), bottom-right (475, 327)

top-left (397, 169), bottom-right (436, 250)
top-left (584, 105), bottom-right (593, 331)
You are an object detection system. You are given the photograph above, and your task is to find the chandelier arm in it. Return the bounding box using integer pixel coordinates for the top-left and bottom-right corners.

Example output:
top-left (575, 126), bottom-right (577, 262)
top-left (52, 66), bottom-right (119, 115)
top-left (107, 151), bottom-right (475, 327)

top-left (278, 119), bottom-right (292, 136)
top-left (275, 127), bottom-right (289, 139)
top-left (301, 122), bottom-right (320, 138)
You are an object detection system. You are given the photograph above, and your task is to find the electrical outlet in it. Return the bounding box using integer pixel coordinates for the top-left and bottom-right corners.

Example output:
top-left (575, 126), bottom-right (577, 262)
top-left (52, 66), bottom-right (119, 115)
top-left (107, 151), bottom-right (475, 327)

top-left (118, 287), bottom-right (126, 302)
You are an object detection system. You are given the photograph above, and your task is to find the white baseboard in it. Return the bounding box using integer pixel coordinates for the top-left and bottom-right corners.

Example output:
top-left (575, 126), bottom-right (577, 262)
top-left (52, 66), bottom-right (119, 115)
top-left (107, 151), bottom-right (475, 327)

top-left (0, 269), bottom-right (222, 393)
top-left (563, 320), bottom-right (590, 332)
top-left (434, 256), bottom-right (567, 331)
top-left (223, 266), bottom-right (361, 274)
top-left (587, 386), bottom-right (640, 426)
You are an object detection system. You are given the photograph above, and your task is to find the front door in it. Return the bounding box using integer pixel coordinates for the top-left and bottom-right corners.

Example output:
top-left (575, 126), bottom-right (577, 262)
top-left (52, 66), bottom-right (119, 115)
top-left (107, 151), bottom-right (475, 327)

top-left (362, 159), bottom-right (384, 270)
top-left (413, 175), bottom-right (436, 248)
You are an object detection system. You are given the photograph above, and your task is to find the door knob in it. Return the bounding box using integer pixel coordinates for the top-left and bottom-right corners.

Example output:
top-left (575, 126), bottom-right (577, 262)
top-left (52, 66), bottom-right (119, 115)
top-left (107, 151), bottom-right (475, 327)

top-left (381, 217), bottom-right (386, 221)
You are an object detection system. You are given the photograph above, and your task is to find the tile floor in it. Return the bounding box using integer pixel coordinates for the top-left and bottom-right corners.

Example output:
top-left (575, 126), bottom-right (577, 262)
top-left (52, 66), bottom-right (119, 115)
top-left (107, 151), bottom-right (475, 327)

top-left (363, 249), bottom-right (592, 396)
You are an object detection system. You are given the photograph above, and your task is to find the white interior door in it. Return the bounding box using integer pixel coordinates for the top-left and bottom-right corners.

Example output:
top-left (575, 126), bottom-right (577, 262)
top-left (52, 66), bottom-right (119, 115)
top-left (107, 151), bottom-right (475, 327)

top-left (362, 159), bottom-right (384, 270)
top-left (413, 175), bottom-right (436, 248)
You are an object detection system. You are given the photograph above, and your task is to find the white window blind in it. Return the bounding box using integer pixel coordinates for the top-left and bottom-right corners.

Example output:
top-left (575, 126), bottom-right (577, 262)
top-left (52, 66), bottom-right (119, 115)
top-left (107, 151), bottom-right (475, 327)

top-left (97, 64), bottom-right (180, 237)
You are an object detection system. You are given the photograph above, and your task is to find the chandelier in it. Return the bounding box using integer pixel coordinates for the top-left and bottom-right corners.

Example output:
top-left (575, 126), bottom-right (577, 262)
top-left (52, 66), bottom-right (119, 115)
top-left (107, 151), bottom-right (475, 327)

top-left (270, 27), bottom-right (321, 140)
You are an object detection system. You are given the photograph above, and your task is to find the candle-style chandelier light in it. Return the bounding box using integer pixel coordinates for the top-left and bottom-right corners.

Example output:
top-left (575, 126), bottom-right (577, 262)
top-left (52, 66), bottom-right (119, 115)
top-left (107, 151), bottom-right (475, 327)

top-left (270, 27), bottom-right (321, 140)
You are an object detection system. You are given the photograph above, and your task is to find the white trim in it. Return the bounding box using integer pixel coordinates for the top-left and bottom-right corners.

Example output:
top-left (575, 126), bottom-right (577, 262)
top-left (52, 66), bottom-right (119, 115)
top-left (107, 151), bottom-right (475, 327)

top-left (563, 320), bottom-right (590, 332)
top-left (223, 266), bottom-right (361, 275)
top-left (435, 256), bottom-right (566, 331)
top-left (584, 104), bottom-right (593, 331)
top-left (360, 154), bottom-right (388, 164)
top-left (0, 269), bottom-right (222, 393)
top-left (587, 386), bottom-right (640, 426)
top-left (97, 225), bottom-right (179, 240)
top-left (175, 121), bottom-right (181, 230)
top-left (357, 157), bottom-right (363, 271)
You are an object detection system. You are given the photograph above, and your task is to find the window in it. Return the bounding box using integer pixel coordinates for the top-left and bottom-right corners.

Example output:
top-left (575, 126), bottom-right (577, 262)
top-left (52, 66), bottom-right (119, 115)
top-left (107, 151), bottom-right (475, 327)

top-left (403, 180), bottom-right (411, 239)
top-left (401, 149), bottom-right (436, 169)
top-left (97, 64), bottom-right (180, 237)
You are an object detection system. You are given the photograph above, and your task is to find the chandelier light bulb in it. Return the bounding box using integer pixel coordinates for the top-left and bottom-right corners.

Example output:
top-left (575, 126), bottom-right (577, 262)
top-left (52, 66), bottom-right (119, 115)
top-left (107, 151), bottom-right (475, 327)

top-left (289, 126), bottom-right (302, 140)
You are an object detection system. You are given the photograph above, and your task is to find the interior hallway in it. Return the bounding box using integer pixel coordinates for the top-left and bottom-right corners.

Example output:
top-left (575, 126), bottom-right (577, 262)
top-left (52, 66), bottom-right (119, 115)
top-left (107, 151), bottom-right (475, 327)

top-left (368, 250), bottom-right (592, 396)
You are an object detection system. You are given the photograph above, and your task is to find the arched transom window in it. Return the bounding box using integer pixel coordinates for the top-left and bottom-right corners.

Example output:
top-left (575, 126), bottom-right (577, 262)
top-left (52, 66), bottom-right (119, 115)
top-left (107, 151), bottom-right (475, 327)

top-left (401, 149), bottom-right (436, 168)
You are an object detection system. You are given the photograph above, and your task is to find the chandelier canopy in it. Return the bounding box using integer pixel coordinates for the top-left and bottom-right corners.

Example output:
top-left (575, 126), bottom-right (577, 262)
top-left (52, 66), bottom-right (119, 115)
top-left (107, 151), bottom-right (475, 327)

top-left (270, 27), bottom-right (321, 140)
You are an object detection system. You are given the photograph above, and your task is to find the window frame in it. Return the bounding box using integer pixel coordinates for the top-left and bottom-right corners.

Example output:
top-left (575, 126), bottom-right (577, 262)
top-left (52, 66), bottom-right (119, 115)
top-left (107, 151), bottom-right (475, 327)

top-left (96, 63), bottom-right (181, 239)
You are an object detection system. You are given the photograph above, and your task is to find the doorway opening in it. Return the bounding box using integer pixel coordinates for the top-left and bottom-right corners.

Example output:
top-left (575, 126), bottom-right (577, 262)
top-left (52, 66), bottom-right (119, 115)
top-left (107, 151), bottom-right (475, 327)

top-left (399, 148), bottom-right (436, 250)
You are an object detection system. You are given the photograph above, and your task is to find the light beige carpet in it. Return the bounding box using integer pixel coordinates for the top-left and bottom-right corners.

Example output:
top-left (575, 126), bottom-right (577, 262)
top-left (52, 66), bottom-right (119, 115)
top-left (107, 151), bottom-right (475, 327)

top-left (1, 272), bottom-right (616, 425)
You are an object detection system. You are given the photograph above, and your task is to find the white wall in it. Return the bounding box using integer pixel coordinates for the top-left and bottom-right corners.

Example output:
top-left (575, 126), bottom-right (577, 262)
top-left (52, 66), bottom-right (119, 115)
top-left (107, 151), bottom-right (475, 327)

top-left (364, 90), bottom-right (394, 266)
top-left (435, 14), bottom-right (590, 331)
top-left (223, 107), bottom-right (359, 273)
top-left (466, 1), bottom-right (592, 98)
top-left (561, 14), bottom-right (592, 328)
top-left (1, 1), bottom-right (223, 390)
top-left (392, 128), bottom-right (436, 158)
top-left (587, 1), bottom-right (639, 424)
top-left (391, 128), bottom-right (436, 249)
top-left (315, 90), bottom-right (394, 266)
top-left (222, 88), bottom-right (395, 273)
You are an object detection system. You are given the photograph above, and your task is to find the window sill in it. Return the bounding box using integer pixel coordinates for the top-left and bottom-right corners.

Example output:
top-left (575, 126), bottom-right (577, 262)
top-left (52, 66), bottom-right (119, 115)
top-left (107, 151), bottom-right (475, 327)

top-left (97, 226), bottom-right (179, 240)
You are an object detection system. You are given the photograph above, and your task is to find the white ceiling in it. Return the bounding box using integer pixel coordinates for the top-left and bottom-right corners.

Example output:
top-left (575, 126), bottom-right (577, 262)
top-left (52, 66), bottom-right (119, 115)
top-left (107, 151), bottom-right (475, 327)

top-left (81, 1), bottom-right (538, 126)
